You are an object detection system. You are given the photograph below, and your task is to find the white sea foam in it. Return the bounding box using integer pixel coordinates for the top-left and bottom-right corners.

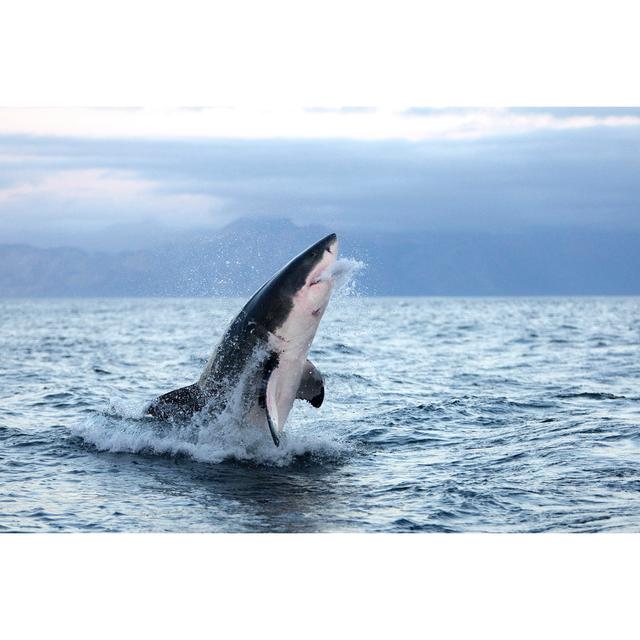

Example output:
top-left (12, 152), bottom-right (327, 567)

top-left (105, 396), bottom-right (151, 420)
top-left (71, 400), bottom-right (348, 467)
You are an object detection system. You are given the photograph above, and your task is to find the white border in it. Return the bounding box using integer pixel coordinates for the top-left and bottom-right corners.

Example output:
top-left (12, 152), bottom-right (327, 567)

top-left (1, 0), bottom-right (639, 106)
top-left (1, 1), bottom-right (639, 637)
top-left (2, 534), bottom-right (639, 638)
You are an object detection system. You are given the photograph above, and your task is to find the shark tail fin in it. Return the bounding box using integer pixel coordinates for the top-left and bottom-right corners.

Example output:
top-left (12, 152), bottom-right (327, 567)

top-left (147, 383), bottom-right (205, 420)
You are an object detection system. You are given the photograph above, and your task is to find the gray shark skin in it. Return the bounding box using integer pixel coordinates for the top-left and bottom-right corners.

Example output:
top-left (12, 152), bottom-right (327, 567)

top-left (147, 233), bottom-right (338, 446)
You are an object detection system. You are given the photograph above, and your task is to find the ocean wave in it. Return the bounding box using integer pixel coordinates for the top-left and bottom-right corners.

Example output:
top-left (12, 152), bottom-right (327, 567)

top-left (5, 295), bottom-right (640, 532)
top-left (556, 391), bottom-right (626, 400)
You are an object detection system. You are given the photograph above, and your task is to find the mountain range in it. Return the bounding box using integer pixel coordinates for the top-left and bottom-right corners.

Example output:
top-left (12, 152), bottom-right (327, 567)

top-left (1, 218), bottom-right (639, 296)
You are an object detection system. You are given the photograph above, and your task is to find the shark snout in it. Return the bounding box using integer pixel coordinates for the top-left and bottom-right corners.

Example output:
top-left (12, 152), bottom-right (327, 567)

top-left (304, 236), bottom-right (338, 318)
top-left (324, 234), bottom-right (338, 258)
top-left (308, 234), bottom-right (339, 285)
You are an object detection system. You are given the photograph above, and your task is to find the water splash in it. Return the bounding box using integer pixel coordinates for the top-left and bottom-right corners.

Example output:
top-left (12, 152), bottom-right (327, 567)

top-left (321, 257), bottom-right (366, 296)
top-left (71, 406), bottom-right (348, 467)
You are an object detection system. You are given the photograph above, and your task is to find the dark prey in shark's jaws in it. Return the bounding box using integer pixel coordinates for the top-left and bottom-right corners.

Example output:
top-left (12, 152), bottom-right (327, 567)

top-left (147, 233), bottom-right (339, 446)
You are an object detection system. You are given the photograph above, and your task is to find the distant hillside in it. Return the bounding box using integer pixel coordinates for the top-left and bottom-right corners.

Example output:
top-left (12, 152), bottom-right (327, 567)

top-left (1, 219), bottom-right (639, 296)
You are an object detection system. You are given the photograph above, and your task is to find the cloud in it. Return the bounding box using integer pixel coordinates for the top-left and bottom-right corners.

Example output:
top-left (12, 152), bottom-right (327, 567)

top-left (1, 107), bottom-right (640, 142)
top-left (0, 120), bottom-right (639, 248)
top-left (0, 167), bottom-right (225, 236)
top-left (304, 107), bottom-right (377, 114)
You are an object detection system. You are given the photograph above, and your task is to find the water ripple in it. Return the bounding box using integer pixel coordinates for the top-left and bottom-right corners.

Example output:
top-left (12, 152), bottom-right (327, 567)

top-left (1, 296), bottom-right (640, 532)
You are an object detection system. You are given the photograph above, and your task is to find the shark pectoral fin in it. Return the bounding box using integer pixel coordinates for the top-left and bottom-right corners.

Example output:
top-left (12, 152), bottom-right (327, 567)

top-left (259, 365), bottom-right (281, 447)
top-left (148, 383), bottom-right (205, 420)
top-left (296, 360), bottom-right (325, 408)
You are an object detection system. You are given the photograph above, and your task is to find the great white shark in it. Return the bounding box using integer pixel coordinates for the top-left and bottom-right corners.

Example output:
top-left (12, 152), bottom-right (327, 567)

top-left (147, 233), bottom-right (339, 446)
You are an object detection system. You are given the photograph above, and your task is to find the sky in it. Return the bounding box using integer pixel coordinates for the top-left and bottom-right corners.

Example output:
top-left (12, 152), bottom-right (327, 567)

top-left (1, 107), bottom-right (639, 249)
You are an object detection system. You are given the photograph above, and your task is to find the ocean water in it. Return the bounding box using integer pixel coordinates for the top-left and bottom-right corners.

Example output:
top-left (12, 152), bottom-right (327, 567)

top-left (1, 294), bottom-right (640, 532)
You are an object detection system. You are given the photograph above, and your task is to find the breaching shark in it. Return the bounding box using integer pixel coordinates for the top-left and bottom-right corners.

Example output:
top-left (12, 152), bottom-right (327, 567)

top-left (147, 233), bottom-right (339, 446)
